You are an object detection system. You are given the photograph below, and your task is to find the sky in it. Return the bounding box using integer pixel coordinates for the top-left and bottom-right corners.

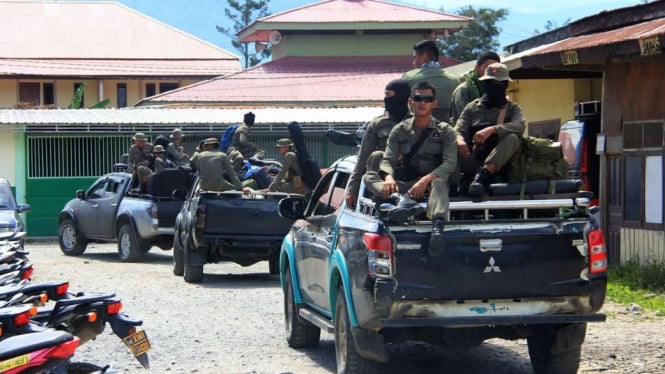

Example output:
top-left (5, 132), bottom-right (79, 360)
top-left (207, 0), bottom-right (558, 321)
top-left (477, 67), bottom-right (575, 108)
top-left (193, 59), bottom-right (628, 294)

top-left (76, 0), bottom-right (645, 59)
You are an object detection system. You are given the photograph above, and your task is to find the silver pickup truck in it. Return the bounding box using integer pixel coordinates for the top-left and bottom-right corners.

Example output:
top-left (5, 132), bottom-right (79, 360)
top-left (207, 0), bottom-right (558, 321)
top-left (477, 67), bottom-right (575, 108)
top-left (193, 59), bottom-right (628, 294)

top-left (57, 169), bottom-right (192, 261)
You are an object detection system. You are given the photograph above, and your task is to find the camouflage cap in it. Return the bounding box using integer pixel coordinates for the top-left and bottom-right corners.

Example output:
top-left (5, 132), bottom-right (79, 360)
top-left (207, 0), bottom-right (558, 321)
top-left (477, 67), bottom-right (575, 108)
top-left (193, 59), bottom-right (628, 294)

top-left (132, 132), bottom-right (147, 141)
top-left (137, 165), bottom-right (154, 179)
top-left (170, 128), bottom-right (184, 139)
top-left (479, 63), bottom-right (512, 82)
top-left (275, 138), bottom-right (293, 147)
top-left (203, 137), bottom-right (219, 145)
top-left (153, 145), bottom-right (165, 153)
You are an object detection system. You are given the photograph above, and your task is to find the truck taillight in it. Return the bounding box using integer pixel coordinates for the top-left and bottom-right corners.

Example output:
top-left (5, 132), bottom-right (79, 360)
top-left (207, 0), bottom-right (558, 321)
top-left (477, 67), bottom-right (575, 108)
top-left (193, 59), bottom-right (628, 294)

top-left (364, 233), bottom-right (393, 278)
top-left (195, 204), bottom-right (206, 230)
top-left (149, 203), bottom-right (158, 219)
top-left (588, 229), bottom-right (607, 274)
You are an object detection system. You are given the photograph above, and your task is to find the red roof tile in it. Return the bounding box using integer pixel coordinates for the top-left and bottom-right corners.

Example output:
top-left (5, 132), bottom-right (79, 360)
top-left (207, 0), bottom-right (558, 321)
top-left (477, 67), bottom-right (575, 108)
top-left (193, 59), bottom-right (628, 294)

top-left (258, 0), bottom-right (468, 23)
top-left (0, 59), bottom-right (240, 78)
top-left (140, 56), bottom-right (461, 106)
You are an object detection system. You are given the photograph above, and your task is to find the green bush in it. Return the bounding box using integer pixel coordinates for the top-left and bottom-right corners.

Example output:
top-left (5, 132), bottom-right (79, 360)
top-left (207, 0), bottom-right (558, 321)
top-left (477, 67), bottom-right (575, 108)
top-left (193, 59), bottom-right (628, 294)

top-left (607, 261), bottom-right (665, 316)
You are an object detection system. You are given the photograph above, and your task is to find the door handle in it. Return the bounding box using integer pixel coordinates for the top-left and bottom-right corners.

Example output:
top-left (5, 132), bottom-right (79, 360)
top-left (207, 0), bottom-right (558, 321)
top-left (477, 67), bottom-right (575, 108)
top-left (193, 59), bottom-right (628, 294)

top-left (92, 204), bottom-right (99, 208)
top-left (110, 203), bottom-right (117, 207)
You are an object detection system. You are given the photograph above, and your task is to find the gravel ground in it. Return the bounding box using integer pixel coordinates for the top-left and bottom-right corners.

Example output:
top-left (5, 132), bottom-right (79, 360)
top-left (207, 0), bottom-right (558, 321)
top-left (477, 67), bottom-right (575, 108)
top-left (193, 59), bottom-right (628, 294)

top-left (26, 241), bottom-right (665, 374)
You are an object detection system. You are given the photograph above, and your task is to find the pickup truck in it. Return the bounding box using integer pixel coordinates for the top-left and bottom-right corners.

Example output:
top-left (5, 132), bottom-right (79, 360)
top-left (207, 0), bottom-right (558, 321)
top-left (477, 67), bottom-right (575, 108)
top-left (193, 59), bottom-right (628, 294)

top-left (277, 156), bottom-right (607, 374)
top-left (58, 169), bottom-right (192, 261)
top-left (173, 175), bottom-right (297, 283)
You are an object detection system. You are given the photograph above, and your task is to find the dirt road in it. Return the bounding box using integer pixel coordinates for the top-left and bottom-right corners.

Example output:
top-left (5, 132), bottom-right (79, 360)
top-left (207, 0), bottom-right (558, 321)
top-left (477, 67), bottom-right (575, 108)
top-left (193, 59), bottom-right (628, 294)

top-left (27, 241), bottom-right (665, 374)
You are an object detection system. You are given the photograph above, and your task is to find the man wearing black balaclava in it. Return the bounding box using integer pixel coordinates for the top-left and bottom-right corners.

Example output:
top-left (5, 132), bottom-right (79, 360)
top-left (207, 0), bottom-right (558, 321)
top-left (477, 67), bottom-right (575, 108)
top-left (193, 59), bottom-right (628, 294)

top-left (345, 79), bottom-right (411, 208)
top-left (231, 111), bottom-right (263, 158)
top-left (453, 63), bottom-right (526, 198)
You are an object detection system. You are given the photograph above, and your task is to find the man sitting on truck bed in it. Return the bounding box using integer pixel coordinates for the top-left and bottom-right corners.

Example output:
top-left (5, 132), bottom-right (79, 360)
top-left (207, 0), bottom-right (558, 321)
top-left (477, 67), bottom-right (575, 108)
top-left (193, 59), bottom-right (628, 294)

top-left (454, 62), bottom-right (526, 198)
top-left (363, 81), bottom-right (458, 254)
top-left (191, 137), bottom-right (250, 193)
top-left (264, 138), bottom-right (310, 195)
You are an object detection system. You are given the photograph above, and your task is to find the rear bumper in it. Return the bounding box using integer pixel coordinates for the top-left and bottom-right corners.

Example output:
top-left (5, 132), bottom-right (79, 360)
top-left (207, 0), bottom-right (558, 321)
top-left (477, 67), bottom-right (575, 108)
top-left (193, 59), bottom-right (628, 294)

top-left (381, 313), bottom-right (606, 328)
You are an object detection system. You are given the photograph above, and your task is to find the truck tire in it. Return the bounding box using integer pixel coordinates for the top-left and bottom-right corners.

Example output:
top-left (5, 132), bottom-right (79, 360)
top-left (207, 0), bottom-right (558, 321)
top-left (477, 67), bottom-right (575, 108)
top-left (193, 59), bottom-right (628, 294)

top-left (58, 218), bottom-right (88, 255)
top-left (527, 323), bottom-right (586, 374)
top-left (284, 267), bottom-right (320, 348)
top-left (117, 223), bottom-right (146, 262)
top-left (335, 287), bottom-right (378, 374)
top-left (183, 234), bottom-right (204, 283)
top-left (172, 233), bottom-right (185, 276)
top-left (269, 258), bottom-right (279, 275)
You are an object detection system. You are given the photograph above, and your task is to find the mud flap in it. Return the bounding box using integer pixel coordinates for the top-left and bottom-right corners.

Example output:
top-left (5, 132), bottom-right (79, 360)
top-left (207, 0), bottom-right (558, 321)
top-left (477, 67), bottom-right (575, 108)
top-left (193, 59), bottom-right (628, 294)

top-left (109, 313), bottom-right (150, 369)
top-left (351, 327), bottom-right (389, 362)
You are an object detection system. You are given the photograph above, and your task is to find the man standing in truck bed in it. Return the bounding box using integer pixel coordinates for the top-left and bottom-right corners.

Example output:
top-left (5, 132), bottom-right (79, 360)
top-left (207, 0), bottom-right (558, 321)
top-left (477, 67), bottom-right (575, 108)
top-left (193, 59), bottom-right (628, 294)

top-left (231, 112), bottom-right (263, 158)
top-left (363, 81), bottom-right (457, 255)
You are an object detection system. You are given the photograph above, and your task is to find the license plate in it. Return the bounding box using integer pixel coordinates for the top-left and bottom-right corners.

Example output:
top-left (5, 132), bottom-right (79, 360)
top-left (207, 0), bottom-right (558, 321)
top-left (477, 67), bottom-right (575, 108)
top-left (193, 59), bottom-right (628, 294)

top-left (0, 354), bottom-right (30, 371)
top-left (123, 329), bottom-right (151, 357)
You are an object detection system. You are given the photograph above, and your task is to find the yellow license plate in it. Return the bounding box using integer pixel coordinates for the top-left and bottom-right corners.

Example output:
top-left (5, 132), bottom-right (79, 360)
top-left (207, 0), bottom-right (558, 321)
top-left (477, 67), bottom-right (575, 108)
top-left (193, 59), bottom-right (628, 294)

top-left (0, 354), bottom-right (30, 371)
top-left (122, 329), bottom-right (151, 357)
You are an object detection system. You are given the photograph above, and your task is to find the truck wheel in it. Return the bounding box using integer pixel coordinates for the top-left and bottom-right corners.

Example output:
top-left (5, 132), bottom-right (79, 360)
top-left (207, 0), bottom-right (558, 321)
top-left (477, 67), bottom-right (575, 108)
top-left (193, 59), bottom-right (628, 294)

top-left (58, 218), bottom-right (88, 255)
top-left (117, 223), bottom-right (145, 262)
top-left (284, 267), bottom-right (320, 348)
top-left (527, 323), bottom-right (586, 374)
top-left (173, 233), bottom-right (185, 276)
top-left (335, 287), bottom-right (378, 374)
top-left (183, 233), bottom-right (204, 283)
top-left (269, 258), bottom-right (279, 275)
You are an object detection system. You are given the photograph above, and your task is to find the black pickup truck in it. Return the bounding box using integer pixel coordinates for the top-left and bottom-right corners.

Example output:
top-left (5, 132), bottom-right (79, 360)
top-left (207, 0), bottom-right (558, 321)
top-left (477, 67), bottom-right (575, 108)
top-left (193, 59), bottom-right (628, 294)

top-left (278, 156), bottom-right (607, 374)
top-left (172, 175), bottom-right (298, 283)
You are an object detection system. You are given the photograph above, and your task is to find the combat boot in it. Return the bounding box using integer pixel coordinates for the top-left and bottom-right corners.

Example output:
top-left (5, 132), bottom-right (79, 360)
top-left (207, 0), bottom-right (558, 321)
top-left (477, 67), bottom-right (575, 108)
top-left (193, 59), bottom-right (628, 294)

top-left (386, 193), bottom-right (426, 222)
top-left (468, 167), bottom-right (491, 198)
top-left (428, 218), bottom-right (445, 256)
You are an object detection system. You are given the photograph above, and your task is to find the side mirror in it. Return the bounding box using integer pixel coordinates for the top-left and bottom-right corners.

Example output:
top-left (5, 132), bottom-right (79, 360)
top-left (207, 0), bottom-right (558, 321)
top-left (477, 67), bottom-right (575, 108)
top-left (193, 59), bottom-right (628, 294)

top-left (16, 204), bottom-right (30, 213)
top-left (278, 196), bottom-right (307, 219)
top-left (76, 190), bottom-right (85, 200)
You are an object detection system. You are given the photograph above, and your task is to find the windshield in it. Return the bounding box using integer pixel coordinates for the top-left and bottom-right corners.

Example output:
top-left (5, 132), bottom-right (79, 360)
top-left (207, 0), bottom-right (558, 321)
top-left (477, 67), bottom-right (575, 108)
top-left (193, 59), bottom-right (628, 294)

top-left (0, 183), bottom-right (17, 210)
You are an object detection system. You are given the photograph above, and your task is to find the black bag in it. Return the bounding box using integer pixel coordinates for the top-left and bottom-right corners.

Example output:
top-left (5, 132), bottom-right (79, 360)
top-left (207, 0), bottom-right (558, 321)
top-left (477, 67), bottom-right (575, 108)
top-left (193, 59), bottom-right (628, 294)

top-left (287, 121), bottom-right (322, 189)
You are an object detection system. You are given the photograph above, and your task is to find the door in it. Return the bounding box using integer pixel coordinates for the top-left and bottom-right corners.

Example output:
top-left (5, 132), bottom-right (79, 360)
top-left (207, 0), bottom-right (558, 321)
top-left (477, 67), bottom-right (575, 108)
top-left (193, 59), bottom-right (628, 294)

top-left (96, 177), bottom-right (126, 238)
top-left (77, 178), bottom-right (109, 236)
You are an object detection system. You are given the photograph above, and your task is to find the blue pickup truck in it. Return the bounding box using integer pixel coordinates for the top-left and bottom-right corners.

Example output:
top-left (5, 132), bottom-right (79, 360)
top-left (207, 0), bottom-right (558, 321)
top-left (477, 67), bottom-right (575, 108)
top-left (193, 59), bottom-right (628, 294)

top-left (277, 156), bottom-right (607, 374)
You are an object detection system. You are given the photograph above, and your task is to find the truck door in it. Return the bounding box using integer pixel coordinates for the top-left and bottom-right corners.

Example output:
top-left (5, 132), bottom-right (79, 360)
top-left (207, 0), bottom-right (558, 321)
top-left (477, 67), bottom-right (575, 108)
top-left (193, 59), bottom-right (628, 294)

top-left (77, 177), bottom-right (109, 236)
top-left (96, 177), bottom-right (126, 238)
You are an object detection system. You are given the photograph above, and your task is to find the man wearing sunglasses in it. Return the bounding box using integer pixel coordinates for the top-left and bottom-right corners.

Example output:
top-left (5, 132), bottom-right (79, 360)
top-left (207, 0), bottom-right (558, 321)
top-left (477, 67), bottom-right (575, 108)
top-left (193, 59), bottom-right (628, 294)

top-left (402, 39), bottom-right (459, 123)
top-left (363, 81), bottom-right (458, 255)
top-left (454, 63), bottom-right (526, 198)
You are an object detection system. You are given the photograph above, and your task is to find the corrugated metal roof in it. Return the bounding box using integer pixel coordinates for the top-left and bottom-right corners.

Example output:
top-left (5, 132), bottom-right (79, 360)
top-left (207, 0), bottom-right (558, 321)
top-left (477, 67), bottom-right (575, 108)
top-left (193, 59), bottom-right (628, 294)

top-left (0, 58), bottom-right (240, 78)
top-left (139, 56), bottom-right (461, 106)
top-left (0, 1), bottom-right (238, 60)
top-left (239, 0), bottom-right (471, 42)
top-left (0, 107), bottom-right (383, 129)
top-left (504, 17), bottom-right (665, 69)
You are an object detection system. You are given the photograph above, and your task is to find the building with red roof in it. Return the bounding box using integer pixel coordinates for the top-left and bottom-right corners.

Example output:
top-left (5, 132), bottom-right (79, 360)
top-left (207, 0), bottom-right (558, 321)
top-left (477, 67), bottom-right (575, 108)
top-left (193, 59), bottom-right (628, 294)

top-left (138, 0), bottom-right (470, 108)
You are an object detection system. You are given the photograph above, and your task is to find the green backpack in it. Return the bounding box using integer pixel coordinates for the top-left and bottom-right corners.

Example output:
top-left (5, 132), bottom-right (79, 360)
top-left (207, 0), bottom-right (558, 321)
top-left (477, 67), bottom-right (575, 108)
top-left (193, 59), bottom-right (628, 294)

top-left (507, 136), bottom-right (569, 193)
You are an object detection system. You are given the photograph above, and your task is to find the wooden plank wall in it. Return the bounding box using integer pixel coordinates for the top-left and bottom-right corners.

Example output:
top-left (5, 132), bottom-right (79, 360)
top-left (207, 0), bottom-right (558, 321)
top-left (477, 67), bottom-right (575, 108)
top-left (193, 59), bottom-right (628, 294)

top-left (621, 228), bottom-right (665, 265)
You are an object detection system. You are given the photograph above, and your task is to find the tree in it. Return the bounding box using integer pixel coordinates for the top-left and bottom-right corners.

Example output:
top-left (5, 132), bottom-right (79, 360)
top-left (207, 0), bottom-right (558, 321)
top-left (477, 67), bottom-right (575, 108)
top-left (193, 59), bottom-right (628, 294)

top-left (217, 0), bottom-right (272, 68)
top-left (439, 6), bottom-right (508, 62)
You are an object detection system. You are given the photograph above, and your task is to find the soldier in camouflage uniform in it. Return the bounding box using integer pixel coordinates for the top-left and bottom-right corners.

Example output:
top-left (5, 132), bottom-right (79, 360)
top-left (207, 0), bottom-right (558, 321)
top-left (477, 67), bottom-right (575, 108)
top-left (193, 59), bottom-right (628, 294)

top-left (449, 51), bottom-right (501, 124)
top-left (402, 40), bottom-right (459, 122)
top-left (363, 81), bottom-right (457, 255)
top-left (265, 138), bottom-right (310, 195)
top-left (191, 138), bottom-right (249, 193)
top-left (127, 132), bottom-right (153, 175)
top-left (345, 79), bottom-right (411, 209)
top-left (454, 63), bottom-right (525, 198)
top-left (231, 112), bottom-right (263, 158)
top-left (166, 128), bottom-right (189, 167)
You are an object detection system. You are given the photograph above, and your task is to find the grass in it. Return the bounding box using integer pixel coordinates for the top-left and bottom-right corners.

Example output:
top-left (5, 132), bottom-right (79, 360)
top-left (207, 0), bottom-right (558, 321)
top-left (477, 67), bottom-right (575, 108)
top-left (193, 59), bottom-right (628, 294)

top-left (607, 261), bottom-right (665, 316)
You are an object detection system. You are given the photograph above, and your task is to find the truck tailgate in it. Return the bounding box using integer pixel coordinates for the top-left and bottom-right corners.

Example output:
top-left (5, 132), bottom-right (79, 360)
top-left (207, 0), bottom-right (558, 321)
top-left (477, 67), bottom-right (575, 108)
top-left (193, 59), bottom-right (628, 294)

top-left (389, 219), bottom-right (592, 300)
top-left (156, 199), bottom-right (183, 228)
top-left (203, 193), bottom-right (294, 236)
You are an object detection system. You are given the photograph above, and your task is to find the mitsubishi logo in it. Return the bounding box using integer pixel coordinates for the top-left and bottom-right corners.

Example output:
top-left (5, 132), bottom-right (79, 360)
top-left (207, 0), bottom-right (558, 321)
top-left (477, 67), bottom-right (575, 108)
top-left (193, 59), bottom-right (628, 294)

top-left (483, 257), bottom-right (501, 273)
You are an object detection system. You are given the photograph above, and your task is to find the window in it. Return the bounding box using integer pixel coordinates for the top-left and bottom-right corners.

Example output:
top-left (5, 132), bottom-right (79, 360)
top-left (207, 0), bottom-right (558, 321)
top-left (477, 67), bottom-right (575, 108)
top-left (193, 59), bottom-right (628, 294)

top-left (73, 82), bottom-right (85, 108)
top-left (159, 83), bottom-right (179, 93)
top-left (622, 121), bottom-right (664, 228)
top-left (117, 83), bottom-right (127, 108)
top-left (43, 83), bottom-right (55, 105)
top-left (18, 82), bottom-right (40, 106)
top-left (146, 83), bottom-right (156, 98)
top-left (87, 181), bottom-right (107, 199)
top-left (309, 171), bottom-right (349, 217)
